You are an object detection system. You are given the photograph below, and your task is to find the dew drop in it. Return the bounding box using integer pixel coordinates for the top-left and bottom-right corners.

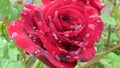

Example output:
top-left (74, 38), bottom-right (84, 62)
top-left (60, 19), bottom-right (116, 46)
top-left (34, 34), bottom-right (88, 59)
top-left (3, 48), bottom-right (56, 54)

top-left (74, 41), bottom-right (79, 44)
top-left (23, 12), bottom-right (27, 16)
top-left (60, 65), bottom-right (64, 68)
top-left (64, 34), bottom-right (69, 37)
top-left (12, 32), bottom-right (18, 38)
top-left (55, 55), bottom-right (61, 61)
top-left (52, 32), bottom-right (58, 40)
top-left (59, 40), bottom-right (62, 43)
top-left (11, 22), bottom-right (15, 26)
top-left (74, 48), bottom-right (81, 55)
top-left (88, 24), bottom-right (95, 30)
top-left (24, 7), bottom-right (31, 11)
top-left (55, 11), bottom-right (58, 16)
top-left (66, 56), bottom-right (71, 59)
top-left (74, 25), bottom-right (82, 30)
top-left (34, 49), bottom-right (41, 55)
top-left (85, 33), bottom-right (90, 38)
top-left (94, 47), bottom-right (97, 52)
top-left (29, 34), bottom-right (32, 38)
top-left (72, 0), bottom-right (76, 2)
top-left (38, 21), bottom-right (42, 26)
top-left (74, 56), bottom-right (80, 60)
top-left (33, 26), bottom-right (36, 30)
top-left (51, 1), bottom-right (54, 3)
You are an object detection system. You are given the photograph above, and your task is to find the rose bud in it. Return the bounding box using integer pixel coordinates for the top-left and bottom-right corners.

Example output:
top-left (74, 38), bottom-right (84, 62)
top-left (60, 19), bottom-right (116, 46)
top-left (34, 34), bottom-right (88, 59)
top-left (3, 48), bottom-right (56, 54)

top-left (8, 0), bottom-right (104, 68)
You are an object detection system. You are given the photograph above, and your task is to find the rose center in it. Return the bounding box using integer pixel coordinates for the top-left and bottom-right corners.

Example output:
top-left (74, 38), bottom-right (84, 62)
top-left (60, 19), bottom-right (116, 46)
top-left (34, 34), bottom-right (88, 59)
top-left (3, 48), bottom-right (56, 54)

top-left (61, 14), bottom-right (70, 23)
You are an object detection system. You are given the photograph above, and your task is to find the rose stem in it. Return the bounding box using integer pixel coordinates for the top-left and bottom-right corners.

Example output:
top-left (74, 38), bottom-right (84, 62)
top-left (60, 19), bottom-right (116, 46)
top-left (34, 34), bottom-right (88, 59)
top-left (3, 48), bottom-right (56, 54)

top-left (105, 24), bottom-right (112, 49)
top-left (32, 59), bottom-right (41, 68)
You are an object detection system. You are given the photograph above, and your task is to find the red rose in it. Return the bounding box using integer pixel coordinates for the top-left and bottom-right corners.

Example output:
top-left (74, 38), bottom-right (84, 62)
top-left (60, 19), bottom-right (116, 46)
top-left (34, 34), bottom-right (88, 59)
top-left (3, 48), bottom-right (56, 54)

top-left (8, 0), bottom-right (104, 68)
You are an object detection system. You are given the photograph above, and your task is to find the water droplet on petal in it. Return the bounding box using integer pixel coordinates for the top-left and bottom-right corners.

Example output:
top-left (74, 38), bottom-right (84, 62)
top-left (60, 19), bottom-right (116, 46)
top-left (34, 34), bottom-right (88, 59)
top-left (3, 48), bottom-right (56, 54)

top-left (24, 7), bottom-right (31, 11)
top-left (72, 0), bottom-right (76, 2)
top-left (88, 24), bottom-right (95, 30)
top-left (59, 41), bottom-right (62, 43)
top-left (51, 1), bottom-right (54, 3)
top-left (29, 34), bottom-right (32, 38)
top-left (74, 56), bottom-right (80, 60)
top-left (33, 26), bottom-right (36, 30)
top-left (94, 47), bottom-right (97, 52)
top-left (66, 56), bottom-right (71, 59)
top-left (12, 32), bottom-right (18, 38)
top-left (34, 49), bottom-right (41, 55)
top-left (74, 48), bottom-right (81, 55)
top-left (74, 25), bottom-right (82, 30)
top-left (11, 22), bottom-right (15, 26)
top-left (85, 33), bottom-right (90, 38)
top-left (74, 41), bottom-right (79, 44)
top-left (60, 65), bottom-right (64, 68)
top-left (64, 0), bottom-right (67, 1)
top-left (64, 34), bottom-right (69, 37)
top-left (38, 21), bottom-right (42, 26)
top-left (55, 55), bottom-right (61, 61)
top-left (52, 32), bottom-right (58, 40)
top-left (55, 11), bottom-right (58, 16)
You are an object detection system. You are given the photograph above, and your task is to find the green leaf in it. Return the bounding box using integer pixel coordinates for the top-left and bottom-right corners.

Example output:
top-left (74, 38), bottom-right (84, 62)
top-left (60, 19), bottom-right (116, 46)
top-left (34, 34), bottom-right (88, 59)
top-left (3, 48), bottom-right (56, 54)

top-left (95, 36), bottom-right (105, 52)
top-left (0, 0), bottom-right (20, 22)
top-left (100, 52), bottom-right (120, 68)
top-left (89, 63), bottom-right (104, 68)
top-left (110, 33), bottom-right (119, 41)
top-left (0, 21), bottom-right (3, 33)
top-left (100, 15), bottom-right (117, 25)
top-left (6, 61), bottom-right (24, 68)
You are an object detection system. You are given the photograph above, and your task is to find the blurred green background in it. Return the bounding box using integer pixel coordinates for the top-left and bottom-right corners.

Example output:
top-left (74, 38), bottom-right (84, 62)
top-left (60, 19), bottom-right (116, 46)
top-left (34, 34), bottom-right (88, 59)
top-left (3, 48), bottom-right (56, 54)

top-left (0, 0), bottom-right (120, 68)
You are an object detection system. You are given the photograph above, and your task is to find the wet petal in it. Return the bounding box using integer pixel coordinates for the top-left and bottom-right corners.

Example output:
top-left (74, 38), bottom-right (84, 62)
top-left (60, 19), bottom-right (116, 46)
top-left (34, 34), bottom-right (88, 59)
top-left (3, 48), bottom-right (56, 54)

top-left (8, 20), bottom-right (42, 54)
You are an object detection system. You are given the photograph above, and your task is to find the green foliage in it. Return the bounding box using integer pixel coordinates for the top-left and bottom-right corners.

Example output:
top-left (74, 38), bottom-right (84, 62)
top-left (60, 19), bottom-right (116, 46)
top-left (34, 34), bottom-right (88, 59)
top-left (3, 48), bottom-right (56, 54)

top-left (0, 0), bottom-right (20, 22)
top-left (100, 15), bottom-right (117, 25)
top-left (100, 52), bottom-right (120, 68)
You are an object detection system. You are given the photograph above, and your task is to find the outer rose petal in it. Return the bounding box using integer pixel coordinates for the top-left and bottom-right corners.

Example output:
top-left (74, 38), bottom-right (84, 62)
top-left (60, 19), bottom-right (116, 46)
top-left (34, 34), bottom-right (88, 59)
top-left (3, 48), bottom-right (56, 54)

top-left (42, 0), bottom-right (54, 4)
top-left (8, 20), bottom-right (42, 54)
top-left (79, 47), bottom-right (96, 62)
top-left (80, 0), bottom-right (104, 11)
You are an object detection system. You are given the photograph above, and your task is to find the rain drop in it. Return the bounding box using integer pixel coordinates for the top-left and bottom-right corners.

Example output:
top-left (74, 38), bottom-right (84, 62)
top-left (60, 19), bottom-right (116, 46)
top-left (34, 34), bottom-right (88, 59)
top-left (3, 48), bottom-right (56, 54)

top-left (11, 22), bottom-right (15, 26)
top-left (59, 41), bottom-right (62, 43)
top-left (23, 12), bottom-right (27, 16)
top-left (66, 56), bottom-right (71, 59)
top-left (12, 32), bottom-right (18, 38)
top-left (88, 24), bottom-right (95, 30)
top-left (29, 34), bottom-right (32, 38)
top-left (55, 11), bottom-right (58, 16)
top-left (72, 0), bottom-right (76, 2)
top-left (33, 26), bottom-right (36, 30)
top-left (74, 56), bottom-right (80, 60)
top-left (34, 49), bottom-right (41, 55)
top-left (52, 32), bottom-right (58, 40)
top-left (51, 1), bottom-right (55, 3)
top-left (60, 65), bottom-right (64, 68)
top-left (74, 48), bottom-right (81, 55)
top-left (55, 55), bottom-right (61, 61)
top-left (64, 34), bottom-right (69, 37)
top-left (38, 21), bottom-right (42, 26)
top-left (94, 47), bottom-right (97, 52)
top-left (74, 41), bottom-right (79, 44)
top-left (24, 7), bottom-right (31, 11)
top-left (74, 25), bottom-right (82, 30)
top-left (85, 33), bottom-right (90, 38)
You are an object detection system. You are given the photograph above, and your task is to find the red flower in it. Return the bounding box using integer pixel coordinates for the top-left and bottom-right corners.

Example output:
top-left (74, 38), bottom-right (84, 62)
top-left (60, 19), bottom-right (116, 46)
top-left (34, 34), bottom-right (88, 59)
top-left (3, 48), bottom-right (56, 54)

top-left (8, 0), bottom-right (104, 68)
